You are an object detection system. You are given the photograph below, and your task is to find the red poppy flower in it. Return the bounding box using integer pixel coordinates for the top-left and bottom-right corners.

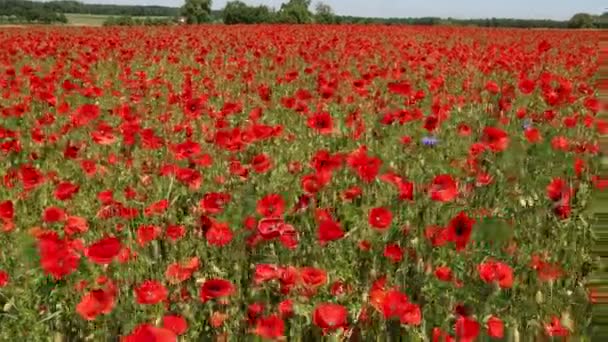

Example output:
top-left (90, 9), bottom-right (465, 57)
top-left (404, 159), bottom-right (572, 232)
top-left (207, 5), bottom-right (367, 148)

top-left (257, 217), bottom-right (283, 240)
top-left (43, 206), bottom-right (66, 223)
top-left (254, 315), bottom-right (285, 340)
top-left (368, 207), bottom-right (393, 231)
top-left (517, 78), bottom-right (535, 94)
top-left (425, 226), bottom-right (449, 247)
top-left (278, 223), bottom-right (299, 250)
top-left (54, 182), bottom-right (80, 201)
top-left (123, 324), bottom-right (177, 342)
top-left (486, 316), bottom-right (504, 338)
top-left (385, 177), bottom-right (411, 200)
top-left (312, 303), bottom-right (348, 332)
top-left (384, 244), bottom-right (404, 263)
top-left (144, 199), bottom-right (169, 217)
top-left (381, 289), bottom-right (409, 319)
top-left (174, 167), bottom-right (202, 190)
top-left (278, 299), bottom-right (294, 318)
top-left (432, 327), bottom-right (455, 342)
top-left (400, 303), bottom-right (422, 325)
top-left (76, 286), bottom-right (116, 321)
top-left (165, 257), bottom-right (199, 284)
top-left (387, 81), bottom-right (412, 96)
top-left (423, 115), bottom-right (439, 132)
top-left (0, 200), bottom-right (14, 222)
top-left (205, 221), bottom-right (233, 247)
top-left (63, 216), bottom-right (88, 236)
top-left (165, 224), bottom-right (186, 242)
top-left (85, 237), bottom-right (122, 265)
top-left (429, 174), bottom-right (459, 202)
top-left (200, 192), bottom-right (231, 214)
top-left (481, 127), bottom-right (509, 152)
top-left (254, 264), bottom-right (279, 285)
top-left (530, 254), bottom-right (564, 282)
top-left (307, 112), bottom-right (334, 134)
top-left (341, 186), bottom-right (363, 201)
top-left (457, 123), bottom-right (472, 136)
top-left (446, 211), bottom-right (476, 251)
top-left (162, 315), bottom-right (188, 335)
top-left (256, 193), bottom-right (285, 218)
top-left (551, 136), bottom-right (569, 151)
top-left (546, 177), bottom-right (571, 202)
top-left (311, 149), bottom-right (343, 175)
top-left (574, 158), bottom-right (585, 178)
top-left (251, 153), bottom-right (273, 173)
top-left (134, 280), bottom-right (168, 305)
top-left (199, 278), bottom-right (235, 303)
top-left (210, 311), bottom-right (228, 328)
top-left (317, 219), bottom-right (345, 245)
top-left (524, 127), bottom-right (541, 143)
top-left (20, 165), bottom-right (45, 191)
top-left (301, 174), bottom-right (323, 194)
top-left (136, 225), bottom-right (161, 247)
top-left (0, 270), bottom-right (8, 287)
top-left (455, 315), bottom-right (480, 342)
top-left (300, 267), bottom-right (327, 289)
top-left (544, 316), bottom-right (569, 337)
top-left (330, 280), bottom-right (350, 297)
top-left (37, 231), bottom-right (80, 280)
top-left (247, 302), bottom-right (264, 323)
top-left (477, 260), bottom-right (514, 288)
top-left (434, 266), bottom-right (453, 282)
top-left (485, 81), bottom-right (500, 94)
top-left (400, 135), bottom-right (413, 145)
top-left (475, 173), bottom-right (493, 187)
top-left (346, 146), bottom-right (382, 183)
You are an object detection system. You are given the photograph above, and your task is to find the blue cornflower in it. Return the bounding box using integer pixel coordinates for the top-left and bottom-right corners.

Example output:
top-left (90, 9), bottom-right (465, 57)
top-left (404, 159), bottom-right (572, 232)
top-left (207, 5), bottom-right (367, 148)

top-left (422, 136), bottom-right (438, 146)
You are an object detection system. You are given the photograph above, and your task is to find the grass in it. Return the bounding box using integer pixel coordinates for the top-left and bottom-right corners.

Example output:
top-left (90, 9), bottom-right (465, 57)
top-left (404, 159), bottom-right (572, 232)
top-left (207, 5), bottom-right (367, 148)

top-left (64, 13), bottom-right (169, 26)
top-left (64, 13), bottom-right (109, 26)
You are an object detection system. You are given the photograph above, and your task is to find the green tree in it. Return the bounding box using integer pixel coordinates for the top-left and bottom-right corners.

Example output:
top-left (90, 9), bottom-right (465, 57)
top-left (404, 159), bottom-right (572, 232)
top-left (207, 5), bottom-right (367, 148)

top-left (222, 1), bottom-right (272, 24)
top-left (595, 12), bottom-right (608, 28)
top-left (181, 0), bottom-right (212, 24)
top-left (568, 13), bottom-right (594, 28)
top-left (314, 1), bottom-right (335, 24)
top-left (277, 0), bottom-right (312, 24)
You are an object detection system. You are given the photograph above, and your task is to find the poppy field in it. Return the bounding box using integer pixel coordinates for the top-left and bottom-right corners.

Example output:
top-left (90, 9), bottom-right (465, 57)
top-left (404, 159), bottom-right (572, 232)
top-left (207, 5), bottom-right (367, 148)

top-left (0, 25), bottom-right (604, 341)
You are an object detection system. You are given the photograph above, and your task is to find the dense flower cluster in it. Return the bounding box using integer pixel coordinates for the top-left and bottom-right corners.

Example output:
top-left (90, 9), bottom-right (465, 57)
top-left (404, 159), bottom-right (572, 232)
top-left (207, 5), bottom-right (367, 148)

top-left (0, 25), bottom-right (602, 340)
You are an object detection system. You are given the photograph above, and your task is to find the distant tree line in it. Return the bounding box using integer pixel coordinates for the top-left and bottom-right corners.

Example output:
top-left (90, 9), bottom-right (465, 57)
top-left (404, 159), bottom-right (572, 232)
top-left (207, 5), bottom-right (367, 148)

top-left (0, 0), bottom-right (181, 24)
top-left (102, 16), bottom-right (177, 26)
top-left (42, 0), bottom-right (178, 17)
top-left (1, 0), bottom-right (606, 28)
top-left (0, 0), bottom-right (67, 23)
top-left (201, 0), bottom-right (608, 28)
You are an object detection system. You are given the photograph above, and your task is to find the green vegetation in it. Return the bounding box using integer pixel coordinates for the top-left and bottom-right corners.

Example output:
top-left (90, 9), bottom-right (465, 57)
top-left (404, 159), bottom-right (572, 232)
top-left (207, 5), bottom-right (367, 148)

top-left (0, 0), bottom-right (606, 28)
top-left (569, 13), bottom-right (596, 29)
top-left (314, 2), bottom-right (337, 24)
top-left (215, 1), bottom-right (606, 28)
top-left (40, 0), bottom-right (178, 17)
top-left (181, 0), bottom-right (212, 24)
top-left (276, 0), bottom-right (313, 23)
top-left (102, 15), bottom-right (176, 26)
top-left (0, 0), bottom-right (67, 24)
top-left (65, 13), bottom-right (110, 26)
top-left (222, 1), bottom-right (272, 25)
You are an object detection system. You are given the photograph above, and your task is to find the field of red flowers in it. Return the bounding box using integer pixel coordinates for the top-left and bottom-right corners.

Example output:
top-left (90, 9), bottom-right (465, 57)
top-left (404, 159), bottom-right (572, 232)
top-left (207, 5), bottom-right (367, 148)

top-left (0, 25), bottom-right (604, 341)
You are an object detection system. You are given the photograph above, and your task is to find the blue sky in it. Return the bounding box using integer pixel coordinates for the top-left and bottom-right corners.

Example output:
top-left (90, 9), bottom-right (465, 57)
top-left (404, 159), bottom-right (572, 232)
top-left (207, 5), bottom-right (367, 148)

top-left (84, 0), bottom-right (605, 20)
